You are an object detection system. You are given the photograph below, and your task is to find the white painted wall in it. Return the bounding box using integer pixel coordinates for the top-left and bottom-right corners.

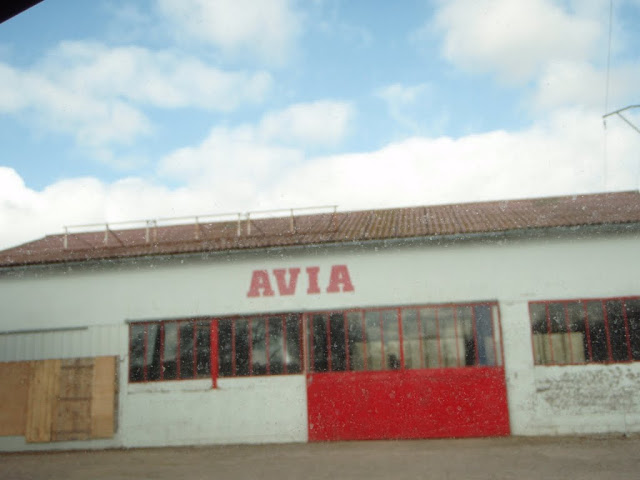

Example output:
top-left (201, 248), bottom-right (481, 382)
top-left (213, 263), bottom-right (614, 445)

top-left (122, 376), bottom-right (307, 448)
top-left (1, 228), bottom-right (639, 449)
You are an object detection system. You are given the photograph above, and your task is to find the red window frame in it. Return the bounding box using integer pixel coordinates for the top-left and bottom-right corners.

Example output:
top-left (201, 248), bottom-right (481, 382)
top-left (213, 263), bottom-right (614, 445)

top-left (216, 313), bottom-right (304, 378)
top-left (128, 318), bottom-right (212, 383)
top-left (305, 302), bottom-right (503, 373)
top-left (529, 296), bottom-right (640, 366)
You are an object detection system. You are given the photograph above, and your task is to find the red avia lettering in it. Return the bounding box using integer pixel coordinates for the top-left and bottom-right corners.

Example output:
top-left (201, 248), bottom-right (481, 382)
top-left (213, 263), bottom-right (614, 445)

top-left (247, 265), bottom-right (354, 298)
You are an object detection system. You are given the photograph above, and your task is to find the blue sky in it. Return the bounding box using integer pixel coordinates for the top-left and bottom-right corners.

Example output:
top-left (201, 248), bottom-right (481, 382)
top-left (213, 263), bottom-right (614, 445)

top-left (1, 0), bottom-right (639, 248)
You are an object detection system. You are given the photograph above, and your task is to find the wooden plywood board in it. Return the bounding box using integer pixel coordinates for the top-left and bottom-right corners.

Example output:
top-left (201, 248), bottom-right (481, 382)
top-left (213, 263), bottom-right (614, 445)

top-left (25, 359), bottom-right (61, 443)
top-left (52, 358), bottom-right (94, 442)
top-left (0, 361), bottom-right (32, 436)
top-left (91, 356), bottom-right (117, 439)
top-left (53, 399), bottom-right (91, 441)
top-left (59, 360), bottom-right (94, 400)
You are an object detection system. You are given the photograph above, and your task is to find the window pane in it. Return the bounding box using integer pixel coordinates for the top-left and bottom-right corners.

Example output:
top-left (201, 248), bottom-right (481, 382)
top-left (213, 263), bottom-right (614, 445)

top-left (196, 321), bottom-right (210, 377)
top-left (420, 308), bottom-right (439, 368)
top-left (235, 318), bottom-right (250, 376)
top-left (251, 317), bottom-right (267, 375)
top-left (179, 322), bottom-right (194, 379)
top-left (381, 310), bottom-right (400, 370)
top-left (364, 311), bottom-right (382, 370)
top-left (129, 324), bottom-right (145, 382)
top-left (163, 322), bottom-right (178, 380)
top-left (625, 299), bottom-right (640, 361)
top-left (492, 305), bottom-right (503, 366)
top-left (548, 303), bottom-right (571, 365)
top-left (347, 312), bottom-right (365, 371)
top-left (329, 313), bottom-right (347, 372)
top-left (457, 306), bottom-right (475, 366)
top-left (586, 301), bottom-right (609, 362)
top-left (439, 307), bottom-right (460, 367)
top-left (566, 302), bottom-right (587, 363)
top-left (309, 314), bottom-right (328, 373)
top-left (475, 305), bottom-right (496, 366)
top-left (147, 323), bottom-right (162, 381)
top-left (268, 317), bottom-right (284, 375)
top-left (402, 309), bottom-right (421, 369)
top-left (606, 300), bottom-right (630, 362)
top-left (530, 303), bottom-right (549, 365)
top-left (218, 319), bottom-right (233, 377)
top-left (285, 314), bottom-right (302, 374)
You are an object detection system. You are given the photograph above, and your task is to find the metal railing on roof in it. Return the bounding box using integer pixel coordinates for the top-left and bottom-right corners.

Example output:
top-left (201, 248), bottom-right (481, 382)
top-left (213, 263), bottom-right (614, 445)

top-left (61, 205), bottom-right (338, 249)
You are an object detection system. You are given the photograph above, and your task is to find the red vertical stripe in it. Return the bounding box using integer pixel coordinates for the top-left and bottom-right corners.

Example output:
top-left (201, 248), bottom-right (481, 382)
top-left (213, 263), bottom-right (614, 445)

top-left (344, 313), bottom-right (350, 371)
top-left (435, 308), bottom-right (442, 368)
top-left (143, 323), bottom-right (148, 381)
top-left (453, 307), bottom-right (461, 367)
top-left (398, 308), bottom-right (405, 370)
top-left (282, 315), bottom-right (288, 374)
top-left (563, 303), bottom-right (574, 364)
top-left (622, 301), bottom-right (633, 361)
top-left (211, 319), bottom-right (218, 388)
top-left (582, 302), bottom-right (593, 362)
top-left (417, 309), bottom-right (424, 369)
top-left (326, 314), bottom-right (332, 372)
top-left (602, 301), bottom-right (613, 362)
top-left (361, 311), bottom-right (368, 371)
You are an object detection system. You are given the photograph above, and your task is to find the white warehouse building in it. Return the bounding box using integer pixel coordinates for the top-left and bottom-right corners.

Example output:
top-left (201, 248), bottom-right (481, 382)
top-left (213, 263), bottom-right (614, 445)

top-left (0, 191), bottom-right (639, 452)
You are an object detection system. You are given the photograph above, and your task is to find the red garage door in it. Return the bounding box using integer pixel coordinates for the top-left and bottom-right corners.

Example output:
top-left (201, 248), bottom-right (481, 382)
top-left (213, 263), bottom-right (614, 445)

top-left (305, 303), bottom-right (510, 441)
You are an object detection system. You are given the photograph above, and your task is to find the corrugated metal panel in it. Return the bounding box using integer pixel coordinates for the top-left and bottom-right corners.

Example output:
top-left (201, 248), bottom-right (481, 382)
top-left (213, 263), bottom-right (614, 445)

top-left (0, 324), bottom-right (125, 362)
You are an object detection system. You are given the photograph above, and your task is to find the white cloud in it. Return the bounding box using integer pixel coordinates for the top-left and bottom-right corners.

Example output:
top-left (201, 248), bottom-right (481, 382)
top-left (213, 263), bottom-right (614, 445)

top-left (533, 60), bottom-right (640, 112)
top-left (0, 41), bottom-right (272, 150)
top-left (257, 101), bottom-right (354, 146)
top-left (430, 0), bottom-right (602, 83)
top-left (2, 105), bottom-right (638, 251)
top-left (156, 0), bottom-right (302, 64)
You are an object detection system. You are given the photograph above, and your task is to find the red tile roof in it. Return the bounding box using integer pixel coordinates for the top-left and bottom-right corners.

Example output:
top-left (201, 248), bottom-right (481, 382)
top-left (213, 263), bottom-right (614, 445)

top-left (1, 191), bottom-right (639, 268)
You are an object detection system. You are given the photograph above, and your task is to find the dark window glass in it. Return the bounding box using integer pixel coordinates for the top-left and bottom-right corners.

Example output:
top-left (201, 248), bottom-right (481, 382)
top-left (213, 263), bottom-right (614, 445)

top-left (251, 317), bottom-right (266, 375)
top-left (179, 322), bottom-right (195, 379)
top-left (606, 300), bottom-right (629, 362)
top-left (268, 316), bottom-right (284, 375)
top-left (457, 306), bottom-right (475, 366)
top-left (586, 301), bottom-right (609, 362)
top-left (235, 318), bottom-right (250, 376)
top-left (147, 323), bottom-right (162, 380)
top-left (285, 314), bottom-right (302, 374)
top-left (329, 313), bottom-right (347, 372)
top-left (530, 303), bottom-right (547, 334)
top-left (218, 318), bottom-right (233, 377)
top-left (626, 300), bottom-right (640, 361)
top-left (347, 312), bottom-right (365, 371)
top-left (129, 324), bottom-right (145, 382)
top-left (196, 321), bottom-right (211, 376)
top-left (382, 310), bottom-right (400, 370)
top-left (163, 322), bottom-right (178, 380)
top-left (310, 314), bottom-right (329, 373)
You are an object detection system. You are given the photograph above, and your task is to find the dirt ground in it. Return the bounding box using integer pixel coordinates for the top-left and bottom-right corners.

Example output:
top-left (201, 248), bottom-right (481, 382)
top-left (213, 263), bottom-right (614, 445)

top-left (1, 436), bottom-right (639, 480)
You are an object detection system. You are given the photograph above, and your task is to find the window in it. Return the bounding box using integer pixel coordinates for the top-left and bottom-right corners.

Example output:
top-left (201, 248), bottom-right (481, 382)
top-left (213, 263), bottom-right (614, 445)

top-left (529, 297), bottom-right (640, 365)
top-left (306, 303), bottom-right (502, 373)
top-left (218, 313), bottom-right (303, 377)
top-left (129, 319), bottom-right (211, 382)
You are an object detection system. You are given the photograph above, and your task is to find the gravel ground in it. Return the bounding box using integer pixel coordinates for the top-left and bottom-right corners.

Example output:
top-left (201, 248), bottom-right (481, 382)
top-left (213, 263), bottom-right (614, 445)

top-left (1, 435), bottom-right (639, 480)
